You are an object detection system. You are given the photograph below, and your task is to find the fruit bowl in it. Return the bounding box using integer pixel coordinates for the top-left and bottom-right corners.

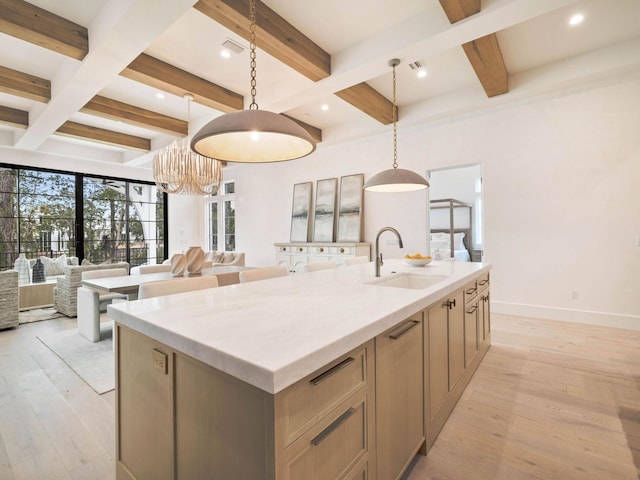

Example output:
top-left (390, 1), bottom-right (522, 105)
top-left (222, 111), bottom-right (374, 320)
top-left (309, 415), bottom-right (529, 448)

top-left (403, 255), bottom-right (432, 267)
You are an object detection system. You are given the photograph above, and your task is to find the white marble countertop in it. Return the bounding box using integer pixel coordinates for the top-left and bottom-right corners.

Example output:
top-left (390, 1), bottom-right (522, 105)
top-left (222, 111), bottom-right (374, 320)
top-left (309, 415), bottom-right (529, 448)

top-left (108, 259), bottom-right (490, 394)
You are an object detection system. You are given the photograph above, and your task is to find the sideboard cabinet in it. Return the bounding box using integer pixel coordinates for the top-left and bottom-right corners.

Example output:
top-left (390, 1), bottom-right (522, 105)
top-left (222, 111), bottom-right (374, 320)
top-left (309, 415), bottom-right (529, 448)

top-left (274, 242), bottom-right (370, 272)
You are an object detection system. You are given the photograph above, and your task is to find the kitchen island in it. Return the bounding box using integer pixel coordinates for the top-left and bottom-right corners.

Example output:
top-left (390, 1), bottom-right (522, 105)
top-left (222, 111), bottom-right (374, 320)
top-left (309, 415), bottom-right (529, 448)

top-left (109, 259), bottom-right (491, 480)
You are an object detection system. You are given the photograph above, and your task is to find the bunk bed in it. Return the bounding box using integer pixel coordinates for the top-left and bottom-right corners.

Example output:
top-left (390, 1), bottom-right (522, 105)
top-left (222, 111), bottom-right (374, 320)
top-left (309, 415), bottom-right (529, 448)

top-left (429, 198), bottom-right (472, 262)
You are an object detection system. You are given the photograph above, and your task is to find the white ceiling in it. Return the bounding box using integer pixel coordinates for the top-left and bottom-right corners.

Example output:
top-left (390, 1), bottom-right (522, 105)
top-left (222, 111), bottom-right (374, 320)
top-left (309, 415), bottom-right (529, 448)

top-left (1, 0), bottom-right (639, 169)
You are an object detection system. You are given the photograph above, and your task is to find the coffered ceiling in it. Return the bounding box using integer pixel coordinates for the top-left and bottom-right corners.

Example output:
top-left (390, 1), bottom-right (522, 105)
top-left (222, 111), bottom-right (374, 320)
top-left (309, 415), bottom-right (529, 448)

top-left (0, 0), bottom-right (639, 170)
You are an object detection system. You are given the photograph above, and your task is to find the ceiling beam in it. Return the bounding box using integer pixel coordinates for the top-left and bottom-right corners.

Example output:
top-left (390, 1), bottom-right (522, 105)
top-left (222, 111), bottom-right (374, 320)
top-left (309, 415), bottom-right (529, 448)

top-left (82, 95), bottom-right (188, 137)
top-left (56, 121), bottom-right (151, 152)
top-left (194, 0), bottom-right (330, 82)
top-left (282, 114), bottom-right (322, 143)
top-left (0, 65), bottom-right (51, 102)
top-left (0, 0), bottom-right (89, 60)
top-left (462, 34), bottom-right (508, 97)
top-left (0, 105), bottom-right (28, 128)
top-left (335, 83), bottom-right (394, 125)
top-left (121, 53), bottom-right (244, 113)
top-left (439, 0), bottom-right (508, 97)
top-left (14, 0), bottom-right (199, 152)
top-left (438, 0), bottom-right (480, 23)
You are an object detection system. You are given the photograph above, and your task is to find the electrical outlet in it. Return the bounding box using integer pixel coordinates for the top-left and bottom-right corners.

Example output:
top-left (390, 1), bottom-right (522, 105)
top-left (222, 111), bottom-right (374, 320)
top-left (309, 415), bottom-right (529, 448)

top-left (152, 349), bottom-right (168, 374)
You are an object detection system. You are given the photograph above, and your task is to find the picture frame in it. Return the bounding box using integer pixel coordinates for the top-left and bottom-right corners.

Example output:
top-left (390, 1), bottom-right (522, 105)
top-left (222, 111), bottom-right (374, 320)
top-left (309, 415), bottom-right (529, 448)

top-left (337, 173), bottom-right (364, 242)
top-left (290, 182), bottom-right (312, 242)
top-left (313, 178), bottom-right (338, 242)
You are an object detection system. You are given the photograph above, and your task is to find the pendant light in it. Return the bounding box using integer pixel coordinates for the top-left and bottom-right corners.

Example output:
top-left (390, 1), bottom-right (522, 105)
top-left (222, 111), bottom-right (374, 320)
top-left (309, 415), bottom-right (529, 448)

top-left (191, 0), bottom-right (316, 163)
top-left (153, 94), bottom-right (223, 195)
top-left (364, 59), bottom-right (429, 192)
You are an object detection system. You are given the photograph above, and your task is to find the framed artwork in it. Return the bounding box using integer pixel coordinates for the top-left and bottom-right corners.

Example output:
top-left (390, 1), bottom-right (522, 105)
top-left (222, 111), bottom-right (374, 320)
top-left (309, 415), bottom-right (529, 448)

top-left (313, 178), bottom-right (337, 242)
top-left (337, 173), bottom-right (364, 242)
top-left (290, 182), bottom-right (312, 242)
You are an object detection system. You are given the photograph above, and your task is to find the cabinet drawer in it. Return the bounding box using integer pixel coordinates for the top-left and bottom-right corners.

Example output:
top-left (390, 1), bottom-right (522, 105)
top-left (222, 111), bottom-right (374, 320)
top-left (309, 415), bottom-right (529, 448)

top-left (310, 246), bottom-right (330, 254)
top-left (477, 272), bottom-right (490, 291)
top-left (282, 391), bottom-right (369, 480)
top-left (463, 279), bottom-right (478, 304)
top-left (331, 246), bottom-right (353, 255)
top-left (276, 341), bottom-right (371, 446)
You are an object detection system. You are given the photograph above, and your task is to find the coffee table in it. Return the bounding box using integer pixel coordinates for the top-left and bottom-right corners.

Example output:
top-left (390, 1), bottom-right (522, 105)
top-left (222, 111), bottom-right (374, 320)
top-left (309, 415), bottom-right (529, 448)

top-left (19, 278), bottom-right (58, 311)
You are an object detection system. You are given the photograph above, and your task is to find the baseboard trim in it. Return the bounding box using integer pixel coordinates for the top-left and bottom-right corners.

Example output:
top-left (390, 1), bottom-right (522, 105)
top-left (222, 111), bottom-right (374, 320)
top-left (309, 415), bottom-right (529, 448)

top-left (491, 301), bottom-right (640, 331)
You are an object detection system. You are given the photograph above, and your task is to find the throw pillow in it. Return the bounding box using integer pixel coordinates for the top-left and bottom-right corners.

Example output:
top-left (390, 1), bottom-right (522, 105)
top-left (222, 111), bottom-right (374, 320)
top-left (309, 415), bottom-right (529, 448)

top-left (55, 253), bottom-right (67, 272)
top-left (222, 252), bottom-right (235, 263)
top-left (81, 259), bottom-right (93, 266)
top-left (40, 256), bottom-right (64, 276)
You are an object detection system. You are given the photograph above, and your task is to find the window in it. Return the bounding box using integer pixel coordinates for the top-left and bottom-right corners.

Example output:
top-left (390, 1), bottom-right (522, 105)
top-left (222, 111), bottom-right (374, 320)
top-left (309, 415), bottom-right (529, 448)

top-left (0, 164), bottom-right (167, 271)
top-left (206, 181), bottom-right (235, 252)
top-left (83, 178), bottom-right (166, 267)
top-left (0, 168), bottom-right (76, 268)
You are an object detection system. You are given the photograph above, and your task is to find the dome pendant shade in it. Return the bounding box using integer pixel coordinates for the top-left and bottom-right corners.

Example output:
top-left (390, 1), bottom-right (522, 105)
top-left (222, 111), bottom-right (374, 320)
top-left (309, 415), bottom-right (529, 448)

top-left (191, 109), bottom-right (316, 163)
top-left (364, 58), bottom-right (428, 193)
top-left (364, 167), bottom-right (429, 192)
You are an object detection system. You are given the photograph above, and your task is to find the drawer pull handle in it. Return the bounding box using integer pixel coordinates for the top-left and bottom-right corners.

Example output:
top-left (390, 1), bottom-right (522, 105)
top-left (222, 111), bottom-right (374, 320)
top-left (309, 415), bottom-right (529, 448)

top-left (339, 248), bottom-right (345, 253)
top-left (465, 287), bottom-right (477, 295)
top-left (319, 247), bottom-right (324, 252)
top-left (310, 357), bottom-right (355, 385)
top-left (389, 320), bottom-right (420, 340)
top-left (444, 298), bottom-right (456, 310)
top-left (478, 279), bottom-right (489, 286)
top-left (466, 305), bottom-right (478, 314)
top-left (298, 247), bottom-right (303, 252)
top-left (311, 407), bottom-right (357, 446)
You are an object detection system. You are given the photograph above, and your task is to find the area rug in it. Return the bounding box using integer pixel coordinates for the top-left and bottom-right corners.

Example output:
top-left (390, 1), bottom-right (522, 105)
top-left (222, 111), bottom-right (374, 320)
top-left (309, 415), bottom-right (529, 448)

top-left (19, 307), bottom-right (65, 324)
top-left (37, 324), bottom-right (115, 394)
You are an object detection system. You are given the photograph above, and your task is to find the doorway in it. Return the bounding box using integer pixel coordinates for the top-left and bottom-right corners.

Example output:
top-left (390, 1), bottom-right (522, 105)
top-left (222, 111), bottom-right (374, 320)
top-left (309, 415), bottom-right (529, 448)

top-left (427, 164), bottom-right (483, 262)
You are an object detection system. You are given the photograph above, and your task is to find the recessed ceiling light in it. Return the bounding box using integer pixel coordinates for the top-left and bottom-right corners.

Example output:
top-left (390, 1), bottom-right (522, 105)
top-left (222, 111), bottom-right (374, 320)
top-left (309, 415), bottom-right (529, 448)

top-left (155, 92), bottom-right (165, 99)
top-left (569, 13), bottom-right (584, 25)
top-left (417, 68), bottom-right (427, 78)
top-left (321, 104), bottom-right (329, 111)
top-left (220, 49), bottom-right (231, 59)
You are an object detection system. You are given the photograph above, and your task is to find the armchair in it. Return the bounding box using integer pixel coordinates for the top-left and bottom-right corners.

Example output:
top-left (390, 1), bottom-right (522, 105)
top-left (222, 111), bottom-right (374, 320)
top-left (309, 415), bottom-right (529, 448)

top-left (53, 262), bottom-right (129, 317)
top-left (0, 270), bottom-right (19, 330)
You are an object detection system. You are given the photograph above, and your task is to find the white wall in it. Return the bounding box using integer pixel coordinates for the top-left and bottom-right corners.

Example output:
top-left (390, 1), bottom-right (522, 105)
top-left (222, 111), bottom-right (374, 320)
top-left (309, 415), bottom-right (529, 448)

top-left (171, 74), bottom-right (640, 329)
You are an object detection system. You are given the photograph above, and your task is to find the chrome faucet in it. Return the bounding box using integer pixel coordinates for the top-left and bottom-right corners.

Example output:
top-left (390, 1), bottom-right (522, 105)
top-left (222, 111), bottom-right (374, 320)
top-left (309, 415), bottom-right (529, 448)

top-left (375, 227), bottom-right (404, 277)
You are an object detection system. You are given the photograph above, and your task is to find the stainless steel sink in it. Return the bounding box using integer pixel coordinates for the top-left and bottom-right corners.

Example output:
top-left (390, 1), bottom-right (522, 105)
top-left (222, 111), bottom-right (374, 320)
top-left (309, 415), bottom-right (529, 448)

top-left (366, 273), bottom-right (449, 290)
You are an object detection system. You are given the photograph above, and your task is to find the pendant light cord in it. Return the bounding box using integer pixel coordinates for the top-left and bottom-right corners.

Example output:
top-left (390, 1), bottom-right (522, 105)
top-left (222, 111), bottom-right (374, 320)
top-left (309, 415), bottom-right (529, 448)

top-left (249, 0), bottom-right (258, 110)
top-left (392, 62), bottom-right (398, 170)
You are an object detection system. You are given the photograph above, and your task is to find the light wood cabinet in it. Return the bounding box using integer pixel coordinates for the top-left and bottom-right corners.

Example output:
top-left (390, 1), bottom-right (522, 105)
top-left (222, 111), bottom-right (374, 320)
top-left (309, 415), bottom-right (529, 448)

top-left (426, 289), bottom-right (464, 448)
top-left (426, 278), bottom-right (491, 449)
top-left (427, 300), bottom-right (448, 423)
top-left (116, 270), bottom-right (491, 480)
top-left (116, 328), bottom-right (174, 480)
top-left (478, 273), bottom-right (490, 342)
top-left (116, 327), bottom-right (374, 480)
top-left (376, 314), bottom-right (425, 480)
top-left (275, 242), bottom-right (370, 272)
top-left (447, 290), bottom-right (465, 390)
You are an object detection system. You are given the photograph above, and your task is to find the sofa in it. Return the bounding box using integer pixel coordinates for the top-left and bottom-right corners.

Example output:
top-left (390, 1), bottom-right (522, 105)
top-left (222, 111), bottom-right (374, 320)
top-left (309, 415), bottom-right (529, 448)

top-left (0, 270), bottom-right (19, 330)
top-left (53, 262), bottom-right (129, 317)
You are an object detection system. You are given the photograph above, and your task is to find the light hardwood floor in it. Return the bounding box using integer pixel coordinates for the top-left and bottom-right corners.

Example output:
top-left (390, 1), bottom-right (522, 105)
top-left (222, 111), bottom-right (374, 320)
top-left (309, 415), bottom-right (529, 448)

top-left (1, 313), bottom-right (638, 479)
